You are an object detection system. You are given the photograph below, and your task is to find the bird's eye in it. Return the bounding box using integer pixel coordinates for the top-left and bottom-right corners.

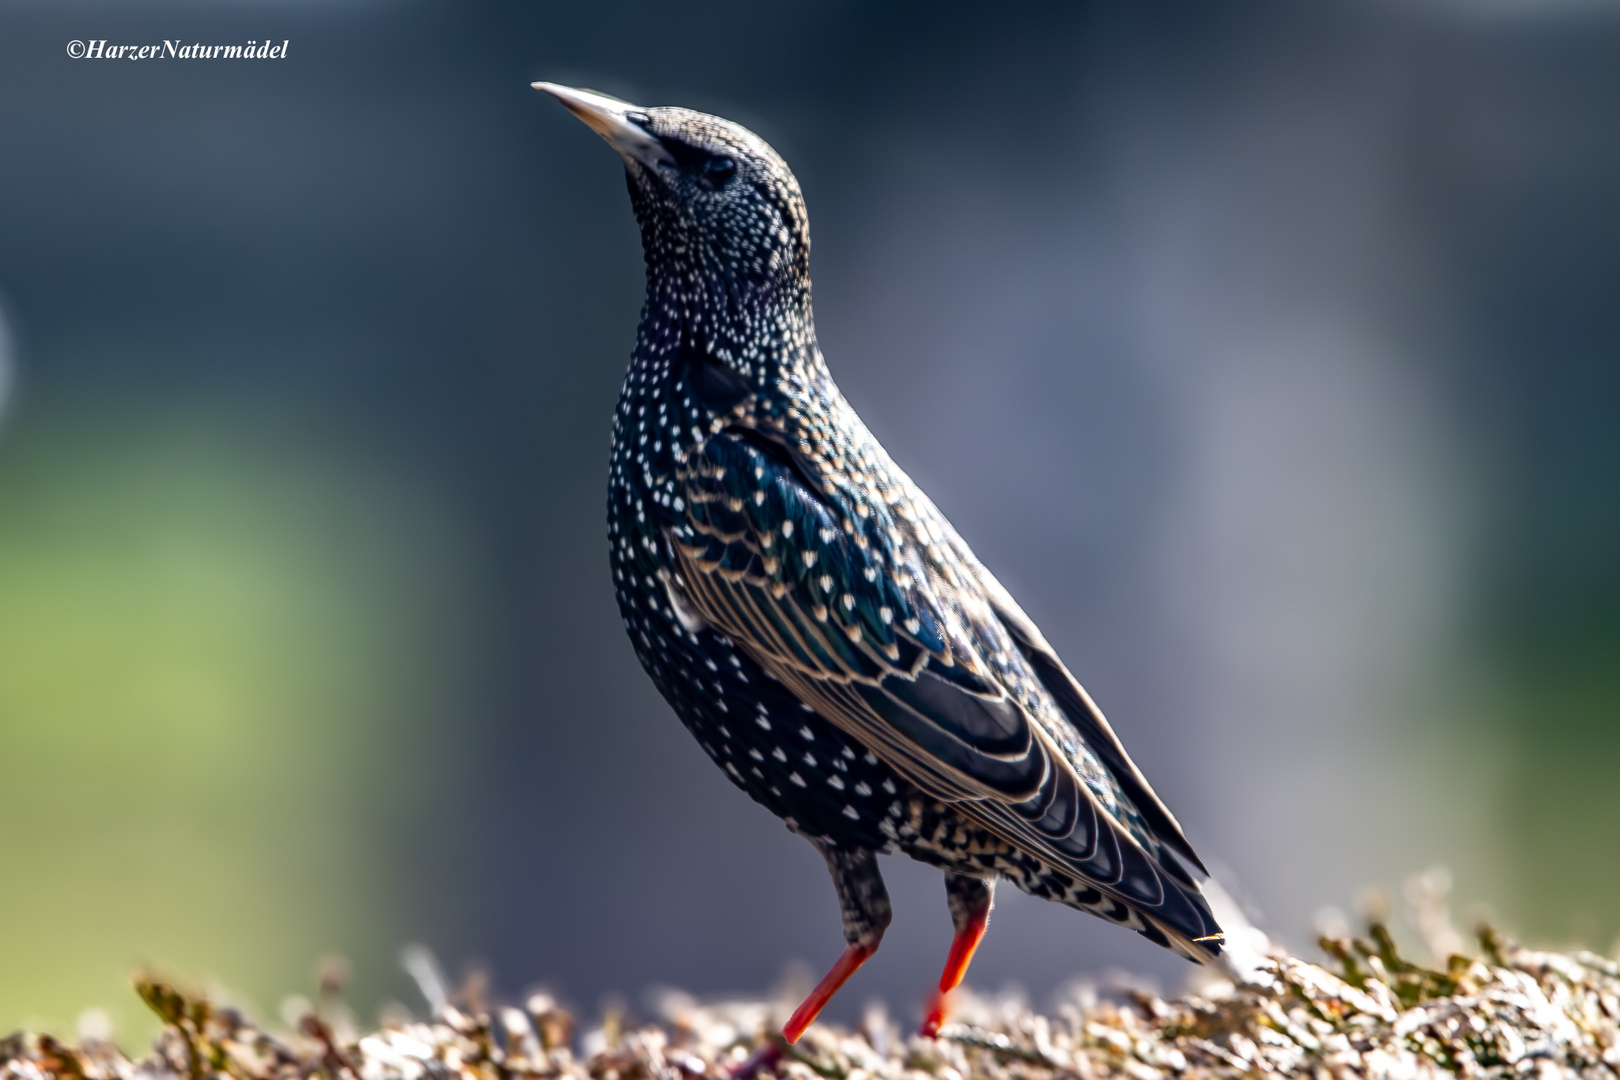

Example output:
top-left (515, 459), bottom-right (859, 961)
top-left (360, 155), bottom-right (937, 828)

top-left (700, 156), bottom-right (737, 189)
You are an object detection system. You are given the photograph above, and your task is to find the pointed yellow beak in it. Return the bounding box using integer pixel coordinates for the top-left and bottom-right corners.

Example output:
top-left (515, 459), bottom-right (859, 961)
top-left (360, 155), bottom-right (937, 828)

top-left (532, 82), bottom-right (674, 170)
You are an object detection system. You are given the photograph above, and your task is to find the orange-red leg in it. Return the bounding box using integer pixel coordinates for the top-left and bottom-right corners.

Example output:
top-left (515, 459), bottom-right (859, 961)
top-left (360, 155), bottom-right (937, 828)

top-left (920, 874), bottom-right (995, 1037)
top-left (783, 847), bottom-right (892, 1045)
top-left (783, 941), bottom-right (878, 1044)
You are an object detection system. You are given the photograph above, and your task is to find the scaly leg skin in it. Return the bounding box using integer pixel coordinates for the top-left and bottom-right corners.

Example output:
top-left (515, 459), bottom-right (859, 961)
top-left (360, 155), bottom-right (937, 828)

top-left (920, 873), bottom-right (995, 1037)
top-left (782, 846), bottom-right (891, 1045)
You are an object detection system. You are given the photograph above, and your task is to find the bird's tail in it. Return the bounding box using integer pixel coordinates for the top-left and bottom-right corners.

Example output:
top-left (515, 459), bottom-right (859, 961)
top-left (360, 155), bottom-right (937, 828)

top-left (1129, 877), bottom-right (1227, 965)
top-left (1033, 851), bottom-right (1226, 965)
top-left (1123, 869), bottom-right (1278, 972)
top-left (1147, 912), bottom-right (1226, 965)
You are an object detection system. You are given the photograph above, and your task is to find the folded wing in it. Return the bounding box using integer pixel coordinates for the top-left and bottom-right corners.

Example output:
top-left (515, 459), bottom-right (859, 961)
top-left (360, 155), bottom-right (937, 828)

top-left (667, 426), bottom-right (1221, 957)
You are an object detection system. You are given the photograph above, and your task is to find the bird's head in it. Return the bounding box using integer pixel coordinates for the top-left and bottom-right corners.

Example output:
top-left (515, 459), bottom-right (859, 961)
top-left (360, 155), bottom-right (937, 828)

top-left (535, 83), bottom-right (810, 303)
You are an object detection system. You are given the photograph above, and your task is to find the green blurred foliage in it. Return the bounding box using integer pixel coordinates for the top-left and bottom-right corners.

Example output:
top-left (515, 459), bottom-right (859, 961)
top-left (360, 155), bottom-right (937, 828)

top-left (1493, 624), bottom-right (1620, 950)
top-left (0, 401), bottom-right (471, 1043)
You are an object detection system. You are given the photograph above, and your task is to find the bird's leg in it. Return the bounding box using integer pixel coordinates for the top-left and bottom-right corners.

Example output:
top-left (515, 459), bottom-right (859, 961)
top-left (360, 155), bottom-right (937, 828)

top-left (782, 846), bottom-right (891, 1044)
top-left (920, 873), bottom-right (995, 1037)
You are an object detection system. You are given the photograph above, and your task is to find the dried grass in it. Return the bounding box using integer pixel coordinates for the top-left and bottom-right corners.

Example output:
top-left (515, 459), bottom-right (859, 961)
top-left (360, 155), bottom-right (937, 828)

top-left (5, 885), bottom-right (1618, 1080)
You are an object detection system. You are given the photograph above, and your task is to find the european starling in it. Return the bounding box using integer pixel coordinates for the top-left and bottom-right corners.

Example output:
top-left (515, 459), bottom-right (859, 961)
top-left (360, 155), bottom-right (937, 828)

top-left (535, 83), bottom-right (1224, 1043)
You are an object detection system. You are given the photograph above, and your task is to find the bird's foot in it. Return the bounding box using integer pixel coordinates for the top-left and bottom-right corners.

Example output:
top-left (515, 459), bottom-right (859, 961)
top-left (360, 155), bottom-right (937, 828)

top-left (729, 1041), bottom-right (785, 1080)
top-left (918, 991), bottom-right (950, 1038)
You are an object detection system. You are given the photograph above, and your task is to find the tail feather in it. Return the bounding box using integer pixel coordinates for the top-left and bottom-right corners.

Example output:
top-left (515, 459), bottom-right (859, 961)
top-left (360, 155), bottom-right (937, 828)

top-left (1007, 850), bottom-right (1225, 964)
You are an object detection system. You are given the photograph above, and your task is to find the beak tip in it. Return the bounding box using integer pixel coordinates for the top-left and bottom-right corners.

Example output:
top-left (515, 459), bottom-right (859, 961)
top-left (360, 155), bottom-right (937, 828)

top-left (531, 81), bottom-right (668, 168)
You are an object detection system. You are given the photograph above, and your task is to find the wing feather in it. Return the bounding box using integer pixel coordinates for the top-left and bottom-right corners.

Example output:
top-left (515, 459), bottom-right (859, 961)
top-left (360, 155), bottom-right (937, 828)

top-left (669, 427), bottom-right (1221, 955)
top-left (977, 574), bottom-right (1210, 878)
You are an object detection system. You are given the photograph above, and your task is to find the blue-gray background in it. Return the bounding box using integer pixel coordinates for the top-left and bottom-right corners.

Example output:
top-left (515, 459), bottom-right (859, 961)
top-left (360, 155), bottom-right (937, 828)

top-left (2, 0), bottom-right (1618, 1044)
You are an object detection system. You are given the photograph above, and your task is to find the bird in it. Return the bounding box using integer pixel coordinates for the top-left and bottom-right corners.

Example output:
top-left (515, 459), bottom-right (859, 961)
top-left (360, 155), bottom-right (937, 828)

top-left (533, 82), bottom-right (1224, 1045)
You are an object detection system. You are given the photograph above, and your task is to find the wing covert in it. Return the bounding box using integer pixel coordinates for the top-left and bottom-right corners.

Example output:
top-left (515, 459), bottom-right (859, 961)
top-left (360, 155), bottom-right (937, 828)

top-left (671, 428), bottom-right (1044, 798)
top-left (667, 426), bottom-right (1220, 954)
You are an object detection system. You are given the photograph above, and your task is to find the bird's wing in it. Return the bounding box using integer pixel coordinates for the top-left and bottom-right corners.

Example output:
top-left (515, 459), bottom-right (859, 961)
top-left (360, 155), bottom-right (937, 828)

top-left (667, 427), bottom-right (1220, 955)
top-left (974, 571), bottom-right (1209, 876)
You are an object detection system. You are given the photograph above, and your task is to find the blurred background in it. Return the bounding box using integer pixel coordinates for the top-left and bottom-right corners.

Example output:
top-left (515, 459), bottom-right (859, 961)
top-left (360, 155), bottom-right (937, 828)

top-left (2, 0), bottom-right (1618, 1048)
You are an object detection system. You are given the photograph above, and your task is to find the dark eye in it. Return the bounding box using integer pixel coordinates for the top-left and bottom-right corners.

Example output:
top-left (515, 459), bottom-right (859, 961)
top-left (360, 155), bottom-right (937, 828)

top-left (700, 156), bottom-right (737, 189)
